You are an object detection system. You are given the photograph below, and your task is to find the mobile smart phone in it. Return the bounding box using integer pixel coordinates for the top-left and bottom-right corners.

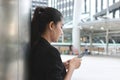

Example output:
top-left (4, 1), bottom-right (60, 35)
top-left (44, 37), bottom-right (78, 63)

top-left (77, 53), bottom-right (84, 58)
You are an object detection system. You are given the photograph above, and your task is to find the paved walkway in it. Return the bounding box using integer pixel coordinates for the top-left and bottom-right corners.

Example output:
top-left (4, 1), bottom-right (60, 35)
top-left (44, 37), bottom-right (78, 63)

top-left (61, 55), bottom-right (120, 80)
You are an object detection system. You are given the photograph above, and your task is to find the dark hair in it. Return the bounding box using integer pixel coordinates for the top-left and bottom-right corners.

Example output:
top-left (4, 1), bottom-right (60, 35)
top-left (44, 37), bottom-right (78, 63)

top-left (31, 6), bottom-right (63, 45)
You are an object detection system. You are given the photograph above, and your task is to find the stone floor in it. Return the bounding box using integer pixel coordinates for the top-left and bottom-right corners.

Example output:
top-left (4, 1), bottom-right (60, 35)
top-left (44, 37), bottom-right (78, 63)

top-left (61, 55), bottom-right (120, 80)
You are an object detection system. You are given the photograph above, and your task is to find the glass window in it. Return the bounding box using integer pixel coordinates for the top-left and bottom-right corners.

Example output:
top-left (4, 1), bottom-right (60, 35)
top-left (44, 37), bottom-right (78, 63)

top-left (97, 0), bottom-right (101, 12)
top-left (82, 0), bottom-right (90, 13)
top-left (103, 0), bottom-right (107, 9)
top-left (109, 12), bottom-right (113, 18)
top-left (109, 0), bottom-right (113, 6)
top-left (86, 0), bottom-right (90, 12)
top-left (115, 0), bottom-right (120, 3)
top-left (67, 0), bottom-right (69, 3)
top-left (115, 10), bottom-right (120, 18)
top-left (81, 0), bottom-right (85, 13)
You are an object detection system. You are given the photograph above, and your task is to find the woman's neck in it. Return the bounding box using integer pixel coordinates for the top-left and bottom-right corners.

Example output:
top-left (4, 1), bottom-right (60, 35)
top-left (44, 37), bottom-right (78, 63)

top-left (41, 34), bottom-right (51, 43)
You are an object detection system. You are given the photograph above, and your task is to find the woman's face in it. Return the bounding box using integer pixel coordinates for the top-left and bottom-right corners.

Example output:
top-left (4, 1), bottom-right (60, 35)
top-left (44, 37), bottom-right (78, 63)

top-left (51, 20), bottom-right (63, 42)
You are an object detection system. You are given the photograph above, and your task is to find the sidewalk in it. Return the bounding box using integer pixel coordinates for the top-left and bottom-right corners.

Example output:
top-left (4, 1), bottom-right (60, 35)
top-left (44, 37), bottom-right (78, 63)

top-left (61, 55), bottom-right (120, 80)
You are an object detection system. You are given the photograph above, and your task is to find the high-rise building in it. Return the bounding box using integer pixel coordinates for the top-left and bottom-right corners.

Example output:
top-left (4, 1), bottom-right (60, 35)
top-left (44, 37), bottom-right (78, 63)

top-left (50, 0), bottom-right (74, 23)
top-left (31, 0), bottom-right (48, 17)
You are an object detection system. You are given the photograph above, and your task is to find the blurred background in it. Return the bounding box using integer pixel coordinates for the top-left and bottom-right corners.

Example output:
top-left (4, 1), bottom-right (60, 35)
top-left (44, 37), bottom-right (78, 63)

top-left (0, 0), bottom-right (120, 80)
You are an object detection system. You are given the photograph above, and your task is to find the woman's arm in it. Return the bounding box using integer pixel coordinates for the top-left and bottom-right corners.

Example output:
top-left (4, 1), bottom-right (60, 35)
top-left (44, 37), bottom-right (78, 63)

top-left (64, 57), bottom-right (81, 80)
top-left (64, 68), bottom-right (74, 80)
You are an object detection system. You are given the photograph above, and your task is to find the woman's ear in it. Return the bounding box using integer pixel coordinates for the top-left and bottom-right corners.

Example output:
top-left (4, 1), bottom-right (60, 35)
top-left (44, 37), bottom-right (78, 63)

top-left (48, 21), bottom-right (55, 31)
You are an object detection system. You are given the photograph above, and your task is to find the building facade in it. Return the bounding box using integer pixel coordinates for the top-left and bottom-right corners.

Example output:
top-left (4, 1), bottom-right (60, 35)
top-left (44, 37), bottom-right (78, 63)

top-left (31, 0), bottom-right (48, 17)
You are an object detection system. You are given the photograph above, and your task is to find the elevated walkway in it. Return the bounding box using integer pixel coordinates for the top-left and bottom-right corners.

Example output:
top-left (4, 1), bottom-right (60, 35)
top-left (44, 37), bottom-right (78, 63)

top-left (94, 1), bottom-right (120, 17)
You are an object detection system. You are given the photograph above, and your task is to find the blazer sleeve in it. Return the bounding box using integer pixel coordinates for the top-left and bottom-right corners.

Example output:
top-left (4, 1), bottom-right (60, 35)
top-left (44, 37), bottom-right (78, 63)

top-left (45, 48), bottom-right (65, 80)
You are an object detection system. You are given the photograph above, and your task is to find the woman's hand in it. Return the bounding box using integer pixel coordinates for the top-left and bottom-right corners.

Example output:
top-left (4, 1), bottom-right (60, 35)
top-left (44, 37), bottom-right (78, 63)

top-left (64, 57), bottom-right (81, 71)
top-left (68, 57), bottom-right (81, 70)
top-left (63, 57), bottom-right (81, 80)
top-left (63, 60), bottom-right (70, 69)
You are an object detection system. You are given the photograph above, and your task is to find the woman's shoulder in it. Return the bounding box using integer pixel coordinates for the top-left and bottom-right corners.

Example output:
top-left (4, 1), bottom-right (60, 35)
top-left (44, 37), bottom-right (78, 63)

top-left (48, 45), bottom-right (60, 57)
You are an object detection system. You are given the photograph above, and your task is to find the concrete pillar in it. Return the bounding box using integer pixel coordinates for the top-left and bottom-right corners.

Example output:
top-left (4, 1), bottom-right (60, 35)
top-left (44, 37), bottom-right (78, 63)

top-left (112, 39), bottom-right (117, 54)
top-left (72, 0), bottom-right (83, 54)
top-left (106, 0), bottom-right (109, 16)
top-left (89, 32), bottom-right (93, 54)
top-left (105, 29), bottom-right (109, 55)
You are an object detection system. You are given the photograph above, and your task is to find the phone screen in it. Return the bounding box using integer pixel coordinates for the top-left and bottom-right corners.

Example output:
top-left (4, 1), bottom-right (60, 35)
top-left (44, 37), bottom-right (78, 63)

top-left (77, 53), bottom-right (84, 58)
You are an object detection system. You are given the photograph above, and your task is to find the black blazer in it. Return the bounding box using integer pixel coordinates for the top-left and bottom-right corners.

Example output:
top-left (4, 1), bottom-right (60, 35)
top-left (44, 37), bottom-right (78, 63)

top-left (27, 37), bottom-right (66, 80)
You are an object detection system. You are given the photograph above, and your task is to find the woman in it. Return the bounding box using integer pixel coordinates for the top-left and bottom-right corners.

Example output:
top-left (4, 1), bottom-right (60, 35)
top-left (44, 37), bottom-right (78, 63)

top-left (28, 6), bottom-right (81, 80)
